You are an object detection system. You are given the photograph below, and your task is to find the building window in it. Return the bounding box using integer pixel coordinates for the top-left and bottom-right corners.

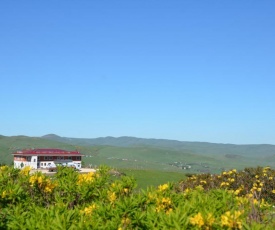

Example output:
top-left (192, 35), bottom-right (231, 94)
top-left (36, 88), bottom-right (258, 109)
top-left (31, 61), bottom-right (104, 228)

top-left (68, 156), bottom-right (72, 160)
top-left (45, 156), bottom-right (48, 160)
top-left (49, 156), bottom-right (53, 160)
top-left (57, 156), bottom-right (64, 160)
top-left (38, 156), bottom-right (40, 160)
top-left (27, 157), bottom-right (31, 161)
top-left (76, 156), bottom-right (81, 160)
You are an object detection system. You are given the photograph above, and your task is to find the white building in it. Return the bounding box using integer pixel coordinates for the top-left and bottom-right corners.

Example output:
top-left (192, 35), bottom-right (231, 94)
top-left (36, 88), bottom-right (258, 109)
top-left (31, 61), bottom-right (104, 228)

top-left (12, 148), bottom-right (84, 169)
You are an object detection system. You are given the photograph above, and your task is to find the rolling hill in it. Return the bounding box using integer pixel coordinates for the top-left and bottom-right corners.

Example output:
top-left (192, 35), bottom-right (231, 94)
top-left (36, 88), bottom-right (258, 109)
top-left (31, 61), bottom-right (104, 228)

top-left (42, 134), bottom-right (275, 158)
top-left (1, 134), bottom-right (275, 174)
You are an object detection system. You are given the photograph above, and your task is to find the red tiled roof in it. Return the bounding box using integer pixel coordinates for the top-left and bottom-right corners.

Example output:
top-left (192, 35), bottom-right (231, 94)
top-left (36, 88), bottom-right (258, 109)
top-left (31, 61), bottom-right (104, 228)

top-left (12, 148), bottom-right (83, 156)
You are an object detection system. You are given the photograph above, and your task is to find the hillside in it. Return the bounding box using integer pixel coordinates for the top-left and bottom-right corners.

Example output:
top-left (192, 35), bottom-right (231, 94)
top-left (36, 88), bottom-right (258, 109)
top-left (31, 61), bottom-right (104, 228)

top-left (42, 134), bottom-right (275, 158)
top-left (1, 134), bottom-right (275, 174)
top-left (0, 135), bottom-right (83, 165)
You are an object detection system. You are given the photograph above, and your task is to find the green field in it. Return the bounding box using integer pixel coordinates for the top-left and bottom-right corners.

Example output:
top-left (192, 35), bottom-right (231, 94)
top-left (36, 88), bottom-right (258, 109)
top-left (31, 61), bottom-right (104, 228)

top-left (118, 169), bottom-right (186, 190)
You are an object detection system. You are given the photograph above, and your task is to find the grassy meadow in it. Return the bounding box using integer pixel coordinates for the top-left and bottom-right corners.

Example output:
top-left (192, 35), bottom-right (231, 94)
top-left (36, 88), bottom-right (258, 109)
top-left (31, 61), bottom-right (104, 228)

top-left (118, 169), bottom-right (186, 190)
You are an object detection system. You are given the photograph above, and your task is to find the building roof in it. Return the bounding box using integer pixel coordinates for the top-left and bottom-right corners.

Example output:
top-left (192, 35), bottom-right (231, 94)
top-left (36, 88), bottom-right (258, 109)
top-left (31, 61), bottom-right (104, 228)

top-left (12, 148), bottom-right (84, 156)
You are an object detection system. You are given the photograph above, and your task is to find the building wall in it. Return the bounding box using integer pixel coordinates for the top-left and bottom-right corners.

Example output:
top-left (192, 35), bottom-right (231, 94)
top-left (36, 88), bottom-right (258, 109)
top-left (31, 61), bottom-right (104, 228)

top-left (38, 156), bottom-right (81, 161)
top-left (14, 155), bottom-right (82, 169)
top-left (39, 161), bottom-right (82, 168)
top-left (14, 156), bottom-right (37, 169)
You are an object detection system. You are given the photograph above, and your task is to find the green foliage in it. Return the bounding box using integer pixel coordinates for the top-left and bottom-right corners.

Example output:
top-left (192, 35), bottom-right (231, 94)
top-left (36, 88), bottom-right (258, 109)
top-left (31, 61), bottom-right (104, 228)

top-left (176, 166), bottom-right (275, 203)
top-left (1, 165), bottom-right (275, 229)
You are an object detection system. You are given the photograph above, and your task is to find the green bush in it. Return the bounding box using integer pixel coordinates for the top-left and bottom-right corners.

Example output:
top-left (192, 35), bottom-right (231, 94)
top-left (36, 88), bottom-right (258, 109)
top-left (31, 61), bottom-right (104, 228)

top-left (1, 165), bottom-right (275, 229)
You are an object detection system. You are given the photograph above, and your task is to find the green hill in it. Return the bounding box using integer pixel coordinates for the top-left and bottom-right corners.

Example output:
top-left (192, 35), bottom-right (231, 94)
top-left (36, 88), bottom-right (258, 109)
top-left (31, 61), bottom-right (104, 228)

top-left (1, 135), bottom-right (275, 174)
top-left (0, 135), bottom-right (78, 164)
top-left (41, 134), bottom-right (275, 157)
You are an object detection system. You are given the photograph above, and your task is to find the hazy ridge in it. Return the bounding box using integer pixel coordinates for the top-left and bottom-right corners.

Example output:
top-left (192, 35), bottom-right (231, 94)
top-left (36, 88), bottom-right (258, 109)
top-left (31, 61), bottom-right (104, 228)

top-left (42, 134), bottom-right (275, 157)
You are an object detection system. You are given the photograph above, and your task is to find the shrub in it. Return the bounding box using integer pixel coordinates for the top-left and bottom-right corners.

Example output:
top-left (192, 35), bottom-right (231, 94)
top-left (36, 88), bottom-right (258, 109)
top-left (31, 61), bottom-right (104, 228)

top-left (1, 165), bottom-right (275, 229)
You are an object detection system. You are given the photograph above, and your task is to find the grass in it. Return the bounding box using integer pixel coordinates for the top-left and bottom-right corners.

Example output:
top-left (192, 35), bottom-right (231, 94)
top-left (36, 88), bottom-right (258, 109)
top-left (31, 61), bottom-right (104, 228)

top-left (118, 168), bottom-right (187, 190)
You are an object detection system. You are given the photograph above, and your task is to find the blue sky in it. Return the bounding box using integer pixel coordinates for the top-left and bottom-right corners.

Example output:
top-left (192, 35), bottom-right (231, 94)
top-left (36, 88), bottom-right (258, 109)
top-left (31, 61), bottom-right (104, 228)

top-left (1, 1), bottom-right (275, 144)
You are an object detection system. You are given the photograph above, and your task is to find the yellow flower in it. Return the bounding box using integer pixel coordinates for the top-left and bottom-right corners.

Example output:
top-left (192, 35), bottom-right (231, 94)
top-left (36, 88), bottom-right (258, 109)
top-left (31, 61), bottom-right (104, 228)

top-left (29, 175), bottom-right (36, 185)
top-left (158, 184), bottom-right (169, 191)
top-left (77, 172), bottom-right (95, 185)
top-left (20, 166), bottom-right (31, 176)
top-left (220, 182), bottom-right (230, 187)
top-left (44, 181), bottom-right (57, 193)
top-left (190, 212), bottom-right (204, 227)
top-left (206, 213), bottom-right (215, 226)
top-left (255, 175), bottom-right (259, 179)
top-left (272, 190), bottom-right (275, 194)
top-left (260, 199), bottom-right (271, 208)
top-left (108, 192), bottom-right (117, 203)
top-left (236, 196), bottom-right (249, 205)
top-left (253, 199), bottom-right (259, 205)
top-left (162, 197), bottom-right (172, 205)
top-left (1, 190), bottom-right (7, 198)
top-left (37, 176), bottom-right (43, 185)
top-left (166, 208), bottom-right (173, 215)
top-left (82, 204), bottom-right (97, 215)
top-left (221, 211), bottom-right (242, 229)
top-left (221, 214), bottom-right (230, 227)
top-left (0, 165), bottom-right (8, 171)
top-left (121, 217), bottom-right (131, 225)
top-left (234, 189), bottom-right (240, 195)
top-left (247, 193), bottom-right (253, 198)
top-left (263, 167), bottom-right (270, 171)
top-left (155, 197), bottom-right (172, 213)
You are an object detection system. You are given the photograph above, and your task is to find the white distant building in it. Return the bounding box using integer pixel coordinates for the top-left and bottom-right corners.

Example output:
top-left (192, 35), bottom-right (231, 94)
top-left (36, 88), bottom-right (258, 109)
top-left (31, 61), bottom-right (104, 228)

top-left (12, 148), bottom-right (84, 169)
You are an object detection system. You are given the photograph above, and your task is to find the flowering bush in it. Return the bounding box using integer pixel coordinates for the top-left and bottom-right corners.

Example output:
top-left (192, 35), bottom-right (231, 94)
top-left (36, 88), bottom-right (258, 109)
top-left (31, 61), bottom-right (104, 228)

top-left (0, 165), bottom-right (275, 229)
top-left (176, 166), bottom-right (275, 202)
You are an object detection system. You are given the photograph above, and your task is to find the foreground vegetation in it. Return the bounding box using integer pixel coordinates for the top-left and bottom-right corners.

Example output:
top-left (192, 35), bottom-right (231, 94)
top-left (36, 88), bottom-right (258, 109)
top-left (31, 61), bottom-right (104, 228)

top-left (1, 165), bottom-right (275, 229)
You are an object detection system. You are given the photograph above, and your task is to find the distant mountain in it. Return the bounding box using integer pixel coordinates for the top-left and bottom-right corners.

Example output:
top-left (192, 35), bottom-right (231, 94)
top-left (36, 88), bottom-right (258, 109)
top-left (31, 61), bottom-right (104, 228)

top-left (41, 134), bottom-right (275, 158)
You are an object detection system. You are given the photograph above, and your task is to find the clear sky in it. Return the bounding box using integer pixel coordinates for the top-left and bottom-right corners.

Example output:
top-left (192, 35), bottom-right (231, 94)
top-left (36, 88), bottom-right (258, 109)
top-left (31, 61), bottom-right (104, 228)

top-left (1, 1), bottom-right (275, 144)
